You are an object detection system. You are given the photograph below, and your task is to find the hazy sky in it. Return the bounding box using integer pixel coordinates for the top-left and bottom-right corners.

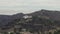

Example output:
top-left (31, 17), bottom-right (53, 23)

top-left (0, 0), bottom-right (60, 15)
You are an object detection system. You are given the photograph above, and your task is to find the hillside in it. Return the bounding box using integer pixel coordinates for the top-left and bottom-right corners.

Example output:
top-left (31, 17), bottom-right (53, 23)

top-left (0, 9), bottom-right (60, 28)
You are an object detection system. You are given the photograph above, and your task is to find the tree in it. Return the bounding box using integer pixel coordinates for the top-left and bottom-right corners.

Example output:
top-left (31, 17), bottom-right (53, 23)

top-left (54, 30), bottom-right (60, 34)
top-left (49, 32), bottom-right (52, 34)
top-left (16, 32), bottom-right (20, 34)
top-left (10, 32), bottom-right (14, 34)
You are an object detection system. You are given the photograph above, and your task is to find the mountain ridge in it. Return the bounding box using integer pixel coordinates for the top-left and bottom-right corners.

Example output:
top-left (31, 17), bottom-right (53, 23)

top-left (0, 9), bottom-right (60, 27)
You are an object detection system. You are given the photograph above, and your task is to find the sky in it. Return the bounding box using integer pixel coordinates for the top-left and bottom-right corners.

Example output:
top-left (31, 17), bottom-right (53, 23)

top-left (0, 0), bottom-right (60, 15)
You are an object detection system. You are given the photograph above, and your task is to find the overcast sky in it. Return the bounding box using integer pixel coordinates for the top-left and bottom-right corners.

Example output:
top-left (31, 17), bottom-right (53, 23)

top-left (0, 0), bottom-right (60, 15)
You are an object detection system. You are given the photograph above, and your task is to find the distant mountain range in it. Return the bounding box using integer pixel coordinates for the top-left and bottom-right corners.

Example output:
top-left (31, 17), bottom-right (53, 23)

top-left (0, 9), bottom-right (60, 27)
top-left (27, 9), bottom-right (60, 21)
